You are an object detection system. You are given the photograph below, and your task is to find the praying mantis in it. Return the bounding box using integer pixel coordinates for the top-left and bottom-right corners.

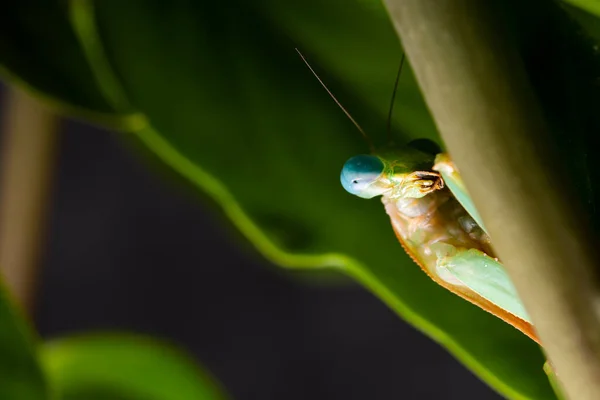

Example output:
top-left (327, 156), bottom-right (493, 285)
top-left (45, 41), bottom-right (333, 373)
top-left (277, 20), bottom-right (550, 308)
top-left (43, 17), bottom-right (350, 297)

top-left (341, 147), bottom-right (537, 343)
top-left (297, 49), bottom-right (538, 344)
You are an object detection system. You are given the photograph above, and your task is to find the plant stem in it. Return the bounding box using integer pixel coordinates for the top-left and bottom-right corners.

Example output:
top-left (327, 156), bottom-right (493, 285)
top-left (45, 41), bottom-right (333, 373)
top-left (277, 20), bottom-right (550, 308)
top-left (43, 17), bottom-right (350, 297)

top-left (383, 0), bottom-right (600, 398)
top-left (0, 86), bottom-right (60, 313)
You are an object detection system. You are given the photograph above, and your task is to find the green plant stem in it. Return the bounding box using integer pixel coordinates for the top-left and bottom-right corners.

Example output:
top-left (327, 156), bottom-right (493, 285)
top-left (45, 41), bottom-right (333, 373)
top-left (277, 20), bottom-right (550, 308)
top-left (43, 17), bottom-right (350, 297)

top-left (0, 86), bottom-right (60, 313)
top-left (383, 0), bottom-right (600, 398)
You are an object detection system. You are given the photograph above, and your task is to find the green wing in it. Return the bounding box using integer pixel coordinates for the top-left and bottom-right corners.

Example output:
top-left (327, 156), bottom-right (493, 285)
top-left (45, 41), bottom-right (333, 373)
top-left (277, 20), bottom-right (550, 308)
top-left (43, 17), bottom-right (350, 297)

top-left (434, 154), bottom-right (488, 234)
top-left (438, 249), bottom-right (531, 323)
top-left (433, 154), bottom-right (531, 323)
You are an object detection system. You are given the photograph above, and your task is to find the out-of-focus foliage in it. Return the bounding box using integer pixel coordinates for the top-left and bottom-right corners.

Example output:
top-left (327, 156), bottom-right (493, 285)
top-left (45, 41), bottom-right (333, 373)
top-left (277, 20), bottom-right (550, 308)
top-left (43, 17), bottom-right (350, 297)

top-left (4, 0), bottom-right (600, 398)
top-left (0, 279), bottom-right (47, 399)
top-left (41, 333), bottom-right (228, 400)
top-left (563, 0), bottom-right (600, 18)
top-left (543, 363), bottom-right (566, 400)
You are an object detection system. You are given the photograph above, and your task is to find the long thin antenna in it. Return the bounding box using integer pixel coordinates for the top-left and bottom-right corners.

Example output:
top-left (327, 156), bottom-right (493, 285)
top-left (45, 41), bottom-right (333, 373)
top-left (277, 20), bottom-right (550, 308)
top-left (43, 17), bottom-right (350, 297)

top-left (295, 48), bottom-right (374, 152)
top-left (386, 53), bottom-right (406, 144)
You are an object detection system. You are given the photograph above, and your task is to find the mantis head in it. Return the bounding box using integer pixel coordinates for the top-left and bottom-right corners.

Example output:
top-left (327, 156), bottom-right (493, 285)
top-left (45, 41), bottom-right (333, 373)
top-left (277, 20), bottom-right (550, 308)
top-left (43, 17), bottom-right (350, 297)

top-left (293, 50), bottom-right (444, 200)
top-left (341, 141), bottom-right (444, 200)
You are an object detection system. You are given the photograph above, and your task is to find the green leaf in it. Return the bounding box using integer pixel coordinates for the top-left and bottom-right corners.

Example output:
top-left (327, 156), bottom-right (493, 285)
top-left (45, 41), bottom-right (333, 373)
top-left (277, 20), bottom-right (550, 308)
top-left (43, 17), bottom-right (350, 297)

top-left (66, 1), bottom-right (553, 398)
top-left (0, 2), bottom-right (107, 111)
top-left (10, 0), bottom-right (600, 398)
top-left (544, 362), bottom-right (567, 400)
top-left (562, 0), bottom-right (600, 18)
top-left (41, 333), bottom-right (228, 400)
top-left (0, 2), bottom-right (144, 129)
top-left (0, 279), bottom-right (47, 399)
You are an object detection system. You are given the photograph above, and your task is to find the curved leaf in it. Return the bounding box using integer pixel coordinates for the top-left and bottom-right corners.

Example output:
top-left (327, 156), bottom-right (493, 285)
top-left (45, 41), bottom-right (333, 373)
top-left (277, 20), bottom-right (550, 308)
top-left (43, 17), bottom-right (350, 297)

top-left (0, 2), bottom-right (107, 111)
top-left (0, 279), bottom-right (47, 399)
top-left (41, 333), bottom-right (228, 400)
top-left (10, 0), bottom-right (600, 398)
top-left (562, 0), bottom-right (600, 18)
top-left (67, 1), bottom-right (553, 399)
top-left (0, 2), bottom-right (143, 129)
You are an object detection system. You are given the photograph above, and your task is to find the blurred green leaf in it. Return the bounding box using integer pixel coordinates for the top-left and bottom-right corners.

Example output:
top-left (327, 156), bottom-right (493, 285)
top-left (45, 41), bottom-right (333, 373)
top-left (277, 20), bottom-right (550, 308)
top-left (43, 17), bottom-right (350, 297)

top-left (0, 2), bottom-right (106, 111)
top-left (0, 2), bottom-right (143, 129)
top-left (68, 1), bottom-right (555, 398)
top-left (562, 0), bottom-right (600, 18)
top-left (0, 280), bottom-right (47, 399)
top-left (41, 333), bottom-right (228, 400)
top-left (543, 362), bottom-right (566, 400)
top-left (7, 0), bottom-right (600, 398)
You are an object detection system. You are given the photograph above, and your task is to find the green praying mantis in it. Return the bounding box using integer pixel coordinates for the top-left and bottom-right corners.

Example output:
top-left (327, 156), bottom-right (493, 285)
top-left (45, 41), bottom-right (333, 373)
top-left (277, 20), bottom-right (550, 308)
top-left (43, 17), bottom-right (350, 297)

top-left (297, 49), bottom-right (538, 344)
top-left (341, 147), bottom-right (537, 343)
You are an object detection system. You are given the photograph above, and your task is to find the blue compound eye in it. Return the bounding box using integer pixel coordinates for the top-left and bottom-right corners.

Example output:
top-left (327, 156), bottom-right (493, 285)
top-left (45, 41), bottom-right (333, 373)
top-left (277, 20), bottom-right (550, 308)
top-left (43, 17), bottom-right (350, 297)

top-left (340, 155), bottom-right (384, 198)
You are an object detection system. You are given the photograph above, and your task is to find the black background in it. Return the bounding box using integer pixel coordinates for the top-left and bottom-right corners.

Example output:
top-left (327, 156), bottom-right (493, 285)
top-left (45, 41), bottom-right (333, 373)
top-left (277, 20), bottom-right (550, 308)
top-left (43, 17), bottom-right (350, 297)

top-left (1, 85), bottom-right (500, 399)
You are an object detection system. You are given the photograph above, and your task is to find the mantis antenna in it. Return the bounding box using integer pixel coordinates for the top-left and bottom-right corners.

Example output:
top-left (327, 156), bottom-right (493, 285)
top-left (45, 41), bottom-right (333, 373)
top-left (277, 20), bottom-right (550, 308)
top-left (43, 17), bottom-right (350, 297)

top-left (295, 48), bottom-right (374, 152)
top-left (386, 53), bottom-right (406, 144)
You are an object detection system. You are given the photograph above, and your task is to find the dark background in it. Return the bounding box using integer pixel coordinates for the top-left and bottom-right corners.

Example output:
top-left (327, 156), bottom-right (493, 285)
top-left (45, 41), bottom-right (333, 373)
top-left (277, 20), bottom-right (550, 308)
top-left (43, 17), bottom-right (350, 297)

top-left (0, 84), bottom-right (500, 399)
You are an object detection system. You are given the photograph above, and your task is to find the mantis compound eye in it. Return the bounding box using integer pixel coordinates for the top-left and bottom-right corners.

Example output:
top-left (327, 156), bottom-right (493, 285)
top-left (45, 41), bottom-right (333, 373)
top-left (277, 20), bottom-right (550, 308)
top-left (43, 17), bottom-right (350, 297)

top-left (340, 155), bottom-right (385, 199)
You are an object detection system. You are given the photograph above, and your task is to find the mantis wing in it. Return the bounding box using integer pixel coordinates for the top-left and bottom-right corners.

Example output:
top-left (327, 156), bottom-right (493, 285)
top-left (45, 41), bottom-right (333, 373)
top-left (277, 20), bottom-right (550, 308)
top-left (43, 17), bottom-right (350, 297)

top-left (438, 249), bottom-right (531, 323)
top-left (433, 154), bottom-right (488, 234)
top-left (432, 154), bottom-right (533, 327)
